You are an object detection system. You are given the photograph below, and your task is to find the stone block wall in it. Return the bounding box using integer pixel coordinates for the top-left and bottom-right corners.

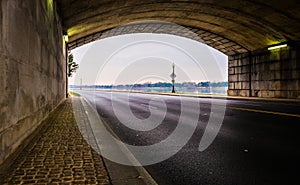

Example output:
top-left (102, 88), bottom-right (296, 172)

top-left (0, 0), bottom-right (66, 164)
top-left (228, 46), bottom-right (300, 98)
top-left (228, 53), bottom-right (251, 97)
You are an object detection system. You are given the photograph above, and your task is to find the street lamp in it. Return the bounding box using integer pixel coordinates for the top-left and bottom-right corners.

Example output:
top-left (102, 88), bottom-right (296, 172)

top-left (170, 63), bottom-right (176, 93)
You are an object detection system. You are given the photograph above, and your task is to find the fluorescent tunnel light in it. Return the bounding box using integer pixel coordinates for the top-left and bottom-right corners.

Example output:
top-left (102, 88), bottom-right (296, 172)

top-left (268, 44), bottom-right (287, 50)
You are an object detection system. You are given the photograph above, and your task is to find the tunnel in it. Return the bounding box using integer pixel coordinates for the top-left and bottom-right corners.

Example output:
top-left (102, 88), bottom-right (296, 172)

top-left (0, 0), bottom-right (299, 167)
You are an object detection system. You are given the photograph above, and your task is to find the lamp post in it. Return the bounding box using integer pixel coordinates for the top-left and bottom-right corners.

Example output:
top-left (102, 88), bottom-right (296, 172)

top-left (170, 63), bottom-right (176, 93)
top-left (80, 78), bottom-right (82, 90)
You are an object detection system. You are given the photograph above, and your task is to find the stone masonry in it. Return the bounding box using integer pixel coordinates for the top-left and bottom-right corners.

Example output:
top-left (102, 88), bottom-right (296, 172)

top-left (228, 46), bottom-right (300, 98)
top-left (0, 0), bottom-right (66, 165)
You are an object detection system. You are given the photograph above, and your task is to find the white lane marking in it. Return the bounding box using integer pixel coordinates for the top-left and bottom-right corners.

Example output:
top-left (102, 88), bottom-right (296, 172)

top-left (140, 104), bottom-right (158, 110)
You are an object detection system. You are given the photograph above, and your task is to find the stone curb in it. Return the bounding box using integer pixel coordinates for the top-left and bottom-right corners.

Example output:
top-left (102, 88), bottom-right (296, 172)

top-left (74, 96), bottom-right (158, 185)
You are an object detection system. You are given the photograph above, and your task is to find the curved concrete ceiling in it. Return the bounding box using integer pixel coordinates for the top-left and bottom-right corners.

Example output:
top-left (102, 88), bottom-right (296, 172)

top-left (57, 0), bottom-right (300, 55)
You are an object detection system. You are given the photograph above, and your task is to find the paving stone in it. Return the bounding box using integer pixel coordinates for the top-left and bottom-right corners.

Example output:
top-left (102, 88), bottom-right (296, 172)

top-left (0, 99), bottom-right (111, 184)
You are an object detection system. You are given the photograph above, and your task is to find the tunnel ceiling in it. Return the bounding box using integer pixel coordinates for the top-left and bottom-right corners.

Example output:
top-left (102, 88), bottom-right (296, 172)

top-left (57, 0), bottom-right (300, 55)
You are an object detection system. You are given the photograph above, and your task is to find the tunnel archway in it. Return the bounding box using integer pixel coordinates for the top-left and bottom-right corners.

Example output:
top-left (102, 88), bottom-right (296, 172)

top-left (58, 0), bottom-right (300, 53)
top-left (67, 21), bottom-right (247, 56)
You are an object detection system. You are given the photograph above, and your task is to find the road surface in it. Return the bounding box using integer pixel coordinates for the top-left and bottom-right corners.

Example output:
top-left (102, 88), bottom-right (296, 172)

top-left (75, 90), bottom-right (300, 185)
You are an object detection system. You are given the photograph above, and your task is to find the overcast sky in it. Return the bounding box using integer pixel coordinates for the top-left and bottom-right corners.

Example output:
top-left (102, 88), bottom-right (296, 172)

top-left (69, 33), bottom-right (228, 85)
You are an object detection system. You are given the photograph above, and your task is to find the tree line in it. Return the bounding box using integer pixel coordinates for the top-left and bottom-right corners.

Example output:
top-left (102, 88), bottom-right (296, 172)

top-left (69, 81), bottom-right (228, 89)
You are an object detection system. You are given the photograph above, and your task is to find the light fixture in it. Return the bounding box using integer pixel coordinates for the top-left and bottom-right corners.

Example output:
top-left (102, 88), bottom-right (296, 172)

top-left (63, 34), bottom-right (69, 42)
top-left (268, 44), bottom-right (287, 50)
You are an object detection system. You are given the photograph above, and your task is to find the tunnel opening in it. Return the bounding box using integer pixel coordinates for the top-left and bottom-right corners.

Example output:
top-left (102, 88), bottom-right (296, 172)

top-left (68, 26), bottom-right (229, 96)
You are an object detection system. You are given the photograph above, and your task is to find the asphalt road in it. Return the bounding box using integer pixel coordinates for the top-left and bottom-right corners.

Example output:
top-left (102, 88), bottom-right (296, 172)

top-left (76, 90), bottom-right (300, 185)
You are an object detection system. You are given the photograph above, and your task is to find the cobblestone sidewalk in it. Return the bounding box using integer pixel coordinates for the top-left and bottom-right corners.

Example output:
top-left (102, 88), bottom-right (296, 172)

top-left (0, 99), bottom-right (110, 184)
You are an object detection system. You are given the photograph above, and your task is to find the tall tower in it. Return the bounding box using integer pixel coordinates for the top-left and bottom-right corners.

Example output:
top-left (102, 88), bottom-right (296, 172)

top-left (170, 63), bottom-right (176, 93)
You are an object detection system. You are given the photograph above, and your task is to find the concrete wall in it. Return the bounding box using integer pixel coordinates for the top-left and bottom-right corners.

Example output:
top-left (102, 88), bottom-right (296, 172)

top-left (228, 46), bottom-right (300, 98)
top-left (0, 0), bottom-right (66, 164)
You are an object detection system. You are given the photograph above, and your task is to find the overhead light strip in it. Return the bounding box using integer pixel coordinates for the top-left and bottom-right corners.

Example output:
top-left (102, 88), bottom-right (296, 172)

top-left (268, 44), bottom-right (287, 50)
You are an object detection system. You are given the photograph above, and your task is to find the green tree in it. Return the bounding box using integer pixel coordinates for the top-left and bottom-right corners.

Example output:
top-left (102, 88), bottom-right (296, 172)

top-left (67, 53), bottom-right (79, 77)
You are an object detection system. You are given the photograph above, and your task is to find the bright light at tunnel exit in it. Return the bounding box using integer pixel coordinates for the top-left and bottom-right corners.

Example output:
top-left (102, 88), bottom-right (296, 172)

top-left (69, 33), bottom-right (228, 86)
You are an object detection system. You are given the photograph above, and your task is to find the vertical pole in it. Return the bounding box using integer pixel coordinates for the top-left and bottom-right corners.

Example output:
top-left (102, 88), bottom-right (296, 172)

top-left (80, 78), bottom-right (82, 90)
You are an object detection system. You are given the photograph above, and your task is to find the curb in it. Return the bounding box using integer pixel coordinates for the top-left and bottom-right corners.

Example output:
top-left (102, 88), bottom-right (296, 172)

top-left (73, 96), bottom-right (158, 185)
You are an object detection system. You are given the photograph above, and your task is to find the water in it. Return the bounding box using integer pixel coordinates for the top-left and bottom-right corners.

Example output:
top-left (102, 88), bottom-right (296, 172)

top-left (70, 86), bottom-right (228, 95)
top-left (112, 86), bottom-right (228, 95)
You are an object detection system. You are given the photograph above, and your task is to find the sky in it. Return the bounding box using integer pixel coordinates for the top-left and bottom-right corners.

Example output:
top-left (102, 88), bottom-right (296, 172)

top-left (69, 33), bottom-right (228, 85)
